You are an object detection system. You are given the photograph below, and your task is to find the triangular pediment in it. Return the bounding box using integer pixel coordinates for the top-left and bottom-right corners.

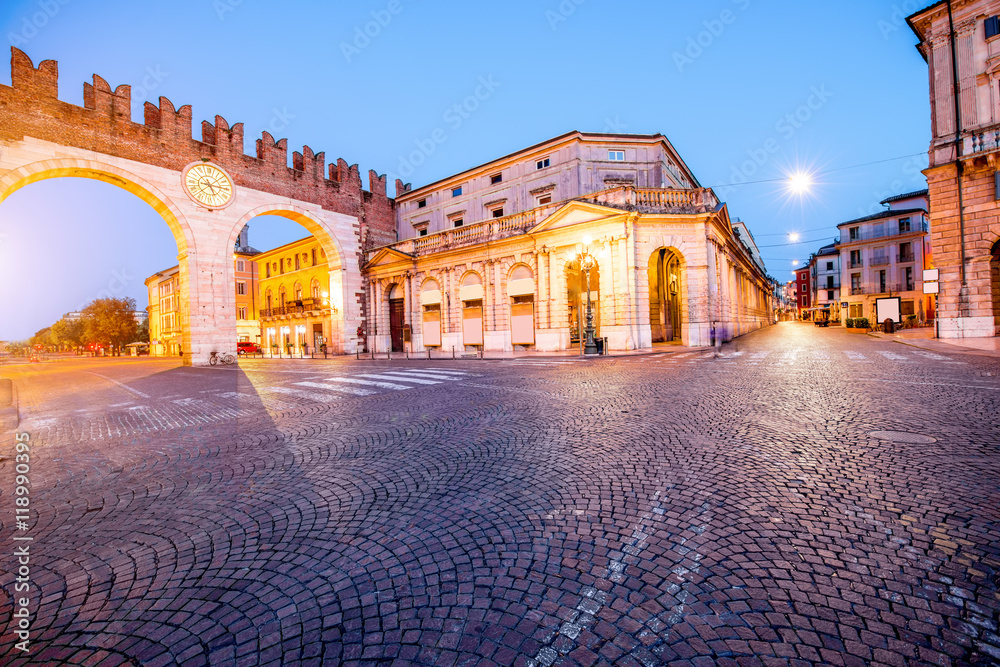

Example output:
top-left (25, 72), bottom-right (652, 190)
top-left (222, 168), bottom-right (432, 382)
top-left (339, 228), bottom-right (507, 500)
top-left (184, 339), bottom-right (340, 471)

top-left (364, 247), bottom-right (415, 269)
top-left (528, 200), bottom-right (622, 234)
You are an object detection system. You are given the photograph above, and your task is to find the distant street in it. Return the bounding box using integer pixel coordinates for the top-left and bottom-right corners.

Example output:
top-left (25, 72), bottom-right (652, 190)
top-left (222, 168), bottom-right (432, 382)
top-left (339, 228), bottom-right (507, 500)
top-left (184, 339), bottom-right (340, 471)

top-left (1, 323), bottom-right (999, 666)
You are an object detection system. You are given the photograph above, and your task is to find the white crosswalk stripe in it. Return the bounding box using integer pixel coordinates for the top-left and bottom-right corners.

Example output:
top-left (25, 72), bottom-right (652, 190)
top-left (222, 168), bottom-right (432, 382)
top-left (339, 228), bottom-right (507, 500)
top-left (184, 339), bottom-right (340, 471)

top-left (910, 350), bottom-right (948, 361)
top-left (295, 381), bottom-right (377, 396)
top-left (356, 373), bottom-right (440, 385)
top-left (877, 351), bottom-right (910, 361)
top-left (845, 351), bottom-right (869, 361)
top-left (323, 376), bottom-right (414, 390)
top-left (268, 386), bottom-right (343, 401)
top-left (379, 370), bottom-right (463, 381)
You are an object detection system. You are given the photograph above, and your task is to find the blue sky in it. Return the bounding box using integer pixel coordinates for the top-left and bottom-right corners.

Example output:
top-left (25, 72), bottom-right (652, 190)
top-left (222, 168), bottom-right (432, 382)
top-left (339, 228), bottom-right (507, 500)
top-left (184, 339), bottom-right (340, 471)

top-left (0, 0), bottom-right (934, 340)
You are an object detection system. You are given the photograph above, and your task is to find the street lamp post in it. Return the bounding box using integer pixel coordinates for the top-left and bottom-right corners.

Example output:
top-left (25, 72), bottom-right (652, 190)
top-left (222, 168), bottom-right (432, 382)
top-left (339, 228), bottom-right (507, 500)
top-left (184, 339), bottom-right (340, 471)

top-left (580, 251), bottom-right (598, 355)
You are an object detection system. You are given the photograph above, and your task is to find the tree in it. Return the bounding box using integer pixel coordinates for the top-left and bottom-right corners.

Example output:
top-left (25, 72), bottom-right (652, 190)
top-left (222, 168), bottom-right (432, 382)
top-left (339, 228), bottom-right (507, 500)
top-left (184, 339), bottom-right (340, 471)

top-left (134, 318), bottom-right (149, 344)
top-left (50, 317), bottom-right (84, 349)
top-left (81, 297), bottom-right (138, 355)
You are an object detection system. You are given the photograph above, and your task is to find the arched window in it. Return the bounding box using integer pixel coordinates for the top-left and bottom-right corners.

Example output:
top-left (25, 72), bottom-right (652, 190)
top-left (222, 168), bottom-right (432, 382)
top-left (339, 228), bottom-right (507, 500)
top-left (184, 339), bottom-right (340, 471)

top-left (509, 265), bottom-right (533, 281)
top-left (265, 289), bottom-right (273, 310)
top-left (311, 279), bottom-right (320, 299)
top-left (279, 286), bottom-right (287, 306)
top-left (294, 282), bottom-right (303, 300)
top-left (462, 272), bottom-right (482, 287)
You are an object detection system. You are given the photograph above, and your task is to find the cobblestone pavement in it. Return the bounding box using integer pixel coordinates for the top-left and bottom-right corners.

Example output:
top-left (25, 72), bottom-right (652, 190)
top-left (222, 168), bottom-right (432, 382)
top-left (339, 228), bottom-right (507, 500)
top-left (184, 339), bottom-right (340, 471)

top-left (1, 322), bottom-right (999, 666)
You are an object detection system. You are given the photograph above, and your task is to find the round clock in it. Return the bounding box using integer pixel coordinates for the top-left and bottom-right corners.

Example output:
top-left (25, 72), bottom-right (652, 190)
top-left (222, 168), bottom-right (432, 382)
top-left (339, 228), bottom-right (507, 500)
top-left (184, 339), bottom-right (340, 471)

top-left (183, 162), bottom-right (235, 209)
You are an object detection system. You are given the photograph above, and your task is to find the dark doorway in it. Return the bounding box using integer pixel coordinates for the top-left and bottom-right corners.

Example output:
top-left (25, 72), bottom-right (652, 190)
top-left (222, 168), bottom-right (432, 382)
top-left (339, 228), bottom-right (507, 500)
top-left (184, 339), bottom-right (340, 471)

top-left (389, 298), bottom-right (405, 352)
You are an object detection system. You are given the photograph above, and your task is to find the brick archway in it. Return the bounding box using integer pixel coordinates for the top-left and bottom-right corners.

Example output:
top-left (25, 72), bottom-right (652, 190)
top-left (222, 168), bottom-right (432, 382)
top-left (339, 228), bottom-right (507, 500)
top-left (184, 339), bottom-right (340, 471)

top-left (0, 47), bottom-right (395, 363)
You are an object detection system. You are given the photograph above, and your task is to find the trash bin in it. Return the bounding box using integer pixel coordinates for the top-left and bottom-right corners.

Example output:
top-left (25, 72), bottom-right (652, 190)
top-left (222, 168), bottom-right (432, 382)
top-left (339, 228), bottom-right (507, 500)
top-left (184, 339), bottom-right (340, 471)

top-left (883, 318), bottom-right (895, 334)
top-left (596, 338), bottom-right (604, 355)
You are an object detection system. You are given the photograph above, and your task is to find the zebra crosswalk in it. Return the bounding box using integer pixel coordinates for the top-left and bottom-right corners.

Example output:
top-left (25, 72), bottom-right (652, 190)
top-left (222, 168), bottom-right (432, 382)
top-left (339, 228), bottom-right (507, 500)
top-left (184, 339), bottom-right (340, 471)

top-left (255, 367), bottom-right (474, 403)
top-left (618, 348), bottom-right (964, 366)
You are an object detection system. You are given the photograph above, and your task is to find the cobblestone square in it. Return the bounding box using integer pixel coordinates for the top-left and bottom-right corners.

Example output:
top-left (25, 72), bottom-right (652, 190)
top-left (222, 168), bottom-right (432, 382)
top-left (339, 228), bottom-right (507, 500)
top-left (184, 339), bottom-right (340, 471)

top-left (1, 323), bottom-right (999, 666)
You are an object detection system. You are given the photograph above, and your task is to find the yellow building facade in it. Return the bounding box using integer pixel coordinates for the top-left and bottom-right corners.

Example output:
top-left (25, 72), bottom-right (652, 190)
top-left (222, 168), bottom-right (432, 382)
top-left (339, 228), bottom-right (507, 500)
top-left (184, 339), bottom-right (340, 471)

top-left (256, 236), bottom-right (336, 355)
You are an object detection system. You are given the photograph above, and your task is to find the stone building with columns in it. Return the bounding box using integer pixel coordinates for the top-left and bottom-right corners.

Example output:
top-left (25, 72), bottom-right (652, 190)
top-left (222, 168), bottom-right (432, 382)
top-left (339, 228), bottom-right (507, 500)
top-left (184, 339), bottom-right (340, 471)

top-left (363, 132), bottom-right (773, 354)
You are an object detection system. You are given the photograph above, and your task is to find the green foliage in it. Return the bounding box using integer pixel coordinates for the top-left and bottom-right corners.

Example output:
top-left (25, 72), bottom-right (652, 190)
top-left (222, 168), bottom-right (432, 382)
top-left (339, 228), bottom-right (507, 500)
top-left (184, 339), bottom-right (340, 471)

top-left (134, 318), bottom-right (150, 343)
top-left (845, 318), bottom-right (854, 328)
top-left (81, 297), bottom-right (138, 350)
top-left (854, 317), bottom-right (870, 330)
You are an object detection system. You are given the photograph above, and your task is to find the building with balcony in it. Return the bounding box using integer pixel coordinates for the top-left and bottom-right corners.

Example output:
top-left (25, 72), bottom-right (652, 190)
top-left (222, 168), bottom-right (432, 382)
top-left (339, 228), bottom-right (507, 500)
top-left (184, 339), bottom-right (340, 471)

top-left (837, 190), bottom-right (934, 323)
top-left (365, 132), bottom-right (773, 354)
top-left (811, 243), bottom-right (842, 321)
top-left (146, 225), bottom-right (260, 356)
top-left (145, 266), bottom-right (182, 357)
top-left (795, 267), bottom-right (811, 319)
top-left (256, 236), bottom-right (335, 354)
top-left (909, 3), bottom-right (1000, 337)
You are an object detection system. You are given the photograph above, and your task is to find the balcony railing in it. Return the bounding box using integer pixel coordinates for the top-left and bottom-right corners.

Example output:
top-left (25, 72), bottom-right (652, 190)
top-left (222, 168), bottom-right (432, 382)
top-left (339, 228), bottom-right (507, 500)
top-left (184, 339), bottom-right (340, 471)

top-left (897, 252), bottom-right (915, 263)
top-left (260, 298), bottom-right (328, 318)
top-left (871, 256), bottom-right (890, 267)
top-left (841, 220), bottom-right (928, 243)
top-left (849, 259), bottom-right (863, 268)
top-left (372, 186), bottom-right (720, 260)
top-left (850, 283), bottom-right (904, 296)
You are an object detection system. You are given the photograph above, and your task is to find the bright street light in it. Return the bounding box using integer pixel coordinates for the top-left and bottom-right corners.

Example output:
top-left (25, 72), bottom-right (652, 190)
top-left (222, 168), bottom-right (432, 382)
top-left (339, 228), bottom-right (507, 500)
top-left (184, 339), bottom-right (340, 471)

top-left (788, 232), bottom-right (800, 243)
top-left (787, 172), bottom-right (813, 195)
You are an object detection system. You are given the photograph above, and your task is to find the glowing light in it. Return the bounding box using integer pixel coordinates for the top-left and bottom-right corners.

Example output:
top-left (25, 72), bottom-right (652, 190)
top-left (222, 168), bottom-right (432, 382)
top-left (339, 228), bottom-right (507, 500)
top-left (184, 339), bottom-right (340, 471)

top-left (791, 259), bottom-right (800, 266)
top-left (787, 172), bottom-right (812, 194)
top-left (788, 232), bottom-right (800, 243)
top-left (582, 235), bottom-right (592, 246)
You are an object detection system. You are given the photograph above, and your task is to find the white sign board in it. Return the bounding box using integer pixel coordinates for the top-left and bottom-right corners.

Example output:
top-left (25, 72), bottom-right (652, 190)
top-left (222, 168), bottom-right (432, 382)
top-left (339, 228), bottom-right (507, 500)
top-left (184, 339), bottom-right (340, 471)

top-left (923, 269), bottom-right (938, 281)
top-left (923, 282), bottom-right (939, 294)
top-left (875, 297), bottom-right (902, 324)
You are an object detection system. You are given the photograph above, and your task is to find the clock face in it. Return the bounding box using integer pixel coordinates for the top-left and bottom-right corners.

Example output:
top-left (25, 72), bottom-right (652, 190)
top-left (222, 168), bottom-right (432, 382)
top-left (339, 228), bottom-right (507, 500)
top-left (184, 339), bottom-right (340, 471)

top-left (184, 163), bottom-right (234, 208)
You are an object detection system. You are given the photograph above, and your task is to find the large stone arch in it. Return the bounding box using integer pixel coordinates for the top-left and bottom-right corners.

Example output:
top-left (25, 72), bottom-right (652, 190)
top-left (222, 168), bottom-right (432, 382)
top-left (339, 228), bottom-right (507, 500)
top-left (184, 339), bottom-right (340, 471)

top-left (646, 246), bottom-right (686, 344)
top-left (1, 47), bottom-right (394, 362)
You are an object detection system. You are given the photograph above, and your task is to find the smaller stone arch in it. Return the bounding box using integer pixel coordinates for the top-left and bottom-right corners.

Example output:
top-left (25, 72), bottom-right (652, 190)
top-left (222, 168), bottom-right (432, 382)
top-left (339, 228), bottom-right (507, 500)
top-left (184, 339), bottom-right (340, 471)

top-left (293, 281), bottom-right (303, 301)
top-left (647, 246), bottom-right (687, 344)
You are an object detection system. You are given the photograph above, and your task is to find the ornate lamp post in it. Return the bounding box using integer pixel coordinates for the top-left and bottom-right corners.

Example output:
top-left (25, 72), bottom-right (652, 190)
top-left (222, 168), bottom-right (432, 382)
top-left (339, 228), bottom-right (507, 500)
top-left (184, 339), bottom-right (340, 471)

top-left (580, 251), bottom-right (598, 355)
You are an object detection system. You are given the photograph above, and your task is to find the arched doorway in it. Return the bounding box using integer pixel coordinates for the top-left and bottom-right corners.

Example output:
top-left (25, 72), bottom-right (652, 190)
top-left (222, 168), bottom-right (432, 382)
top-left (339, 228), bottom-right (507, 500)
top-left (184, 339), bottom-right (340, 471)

top-left (648, 248), bottom-right (682, 343)
top-left (565, 258), bottom-right (600, 347)
top-left (387, 284), bottom-right (405, 352)
top-left (991, 239), bottom-right (1000, 333)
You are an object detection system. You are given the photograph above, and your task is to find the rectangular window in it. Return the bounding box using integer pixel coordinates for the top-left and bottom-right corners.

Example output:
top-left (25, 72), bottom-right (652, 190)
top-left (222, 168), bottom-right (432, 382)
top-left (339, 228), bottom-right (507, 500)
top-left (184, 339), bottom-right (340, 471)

top-left (849, 226), bottom-right (859, 241)
top-left (453, 218), bottom-right (464, 228)
top-left (237, 281), bottom-right (246, 296)
top-left (452, 186), bottom-right (462, 197)
top-left (536, 158), bottom-right (550, 170)
top-left (238, 306), bottom-right (248, 320)
top-left (826, 276), bottom-right (834, 289)
top-left (987, 16), bottom-right (1000, 39)
top-left (538, 195), bottom-right (552, 205)
top-left (905, 267), bottom-right (914, 291)
top-left (826, 261), bottom-right (833, 271)
top-left (878, 270), bottom-right (887, 292)
top-left (851, 273), bottom-right (861, 289)
top-left (827, 290), bottom-right (834, 300)
top-left (491, 207), bottom-right (504, 218)
top-left (490, 173), bottom-right (502, 185)
top-left (898, 217), bottom-right (911, 233)
top-left (236, 260), bottom-right (245, 272)
top-left (901, 300), bottom-right (916, 316)
top-left (266, 264), bottom-right (271, 278)
top-left (311, 249), bottom-right (317, 265)
top-left (295, 255), bottom-right (300, 270)
top-left (417, 198), bottom-right (427, 208)
top-left (419, 228), bottom-right (428, 237)
top-left (608, 150), bottom-right (625, 161)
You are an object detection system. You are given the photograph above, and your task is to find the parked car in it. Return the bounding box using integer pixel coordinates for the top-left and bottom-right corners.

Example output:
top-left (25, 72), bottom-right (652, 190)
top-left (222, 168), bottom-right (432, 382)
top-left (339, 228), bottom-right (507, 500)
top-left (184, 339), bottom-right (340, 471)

top-left (237, 342), bottom-right (259, 355)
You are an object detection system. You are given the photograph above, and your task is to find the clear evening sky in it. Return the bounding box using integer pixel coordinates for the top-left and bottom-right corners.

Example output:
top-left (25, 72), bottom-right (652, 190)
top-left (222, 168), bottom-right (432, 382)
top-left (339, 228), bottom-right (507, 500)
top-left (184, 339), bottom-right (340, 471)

top-left (0, 0), bottom-right (933, 340)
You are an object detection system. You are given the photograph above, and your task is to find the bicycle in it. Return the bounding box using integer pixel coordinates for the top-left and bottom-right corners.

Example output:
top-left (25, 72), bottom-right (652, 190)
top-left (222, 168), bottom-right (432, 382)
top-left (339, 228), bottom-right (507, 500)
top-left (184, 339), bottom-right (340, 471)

top-left (209, 351), bottom-right (236, 366)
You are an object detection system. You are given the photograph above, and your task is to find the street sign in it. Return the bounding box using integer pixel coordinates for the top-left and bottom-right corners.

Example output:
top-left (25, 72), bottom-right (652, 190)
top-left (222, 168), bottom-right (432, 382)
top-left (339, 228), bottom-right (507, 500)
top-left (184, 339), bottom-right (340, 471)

top-left (923, 269), bottom-right (939, 281)
top-left (923, 282), bottom-right (939, 294)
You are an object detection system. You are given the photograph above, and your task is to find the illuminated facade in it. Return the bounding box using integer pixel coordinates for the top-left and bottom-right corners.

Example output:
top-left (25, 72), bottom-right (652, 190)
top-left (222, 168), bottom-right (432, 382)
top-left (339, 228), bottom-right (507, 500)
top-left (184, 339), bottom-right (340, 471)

top-left (365, 132), bottom-right (773, 354)
top-left (255, 236), bottom-right (335, 354)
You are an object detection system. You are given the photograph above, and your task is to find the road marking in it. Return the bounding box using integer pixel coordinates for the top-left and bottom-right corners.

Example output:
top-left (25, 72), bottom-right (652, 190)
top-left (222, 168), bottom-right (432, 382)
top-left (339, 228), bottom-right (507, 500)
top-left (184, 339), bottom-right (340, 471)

top-left (878, 351), bottom-right (910, 361)
top-left (356, 373), bottom-right (440, 385)
top-left (295, 381), bottom-right (377, 396)
top-left (268, 386), bottom-right (344, 401)
top-left (323, 376), bottom-right (413, 390)
top-left (844, 351), bottom-right (869, 361)
top-left (750, 351), bottom-right (770, 360)
top-left (83, 371), bottom-right (150, 398)
top-left (811, 350), bottom-right (830, 360)
top-left (379, 370), bottom-right (463, 381)
top-left (422, 368), bottom-right (471, 375)
top-left (910, 350), bottom-right (948, 361)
